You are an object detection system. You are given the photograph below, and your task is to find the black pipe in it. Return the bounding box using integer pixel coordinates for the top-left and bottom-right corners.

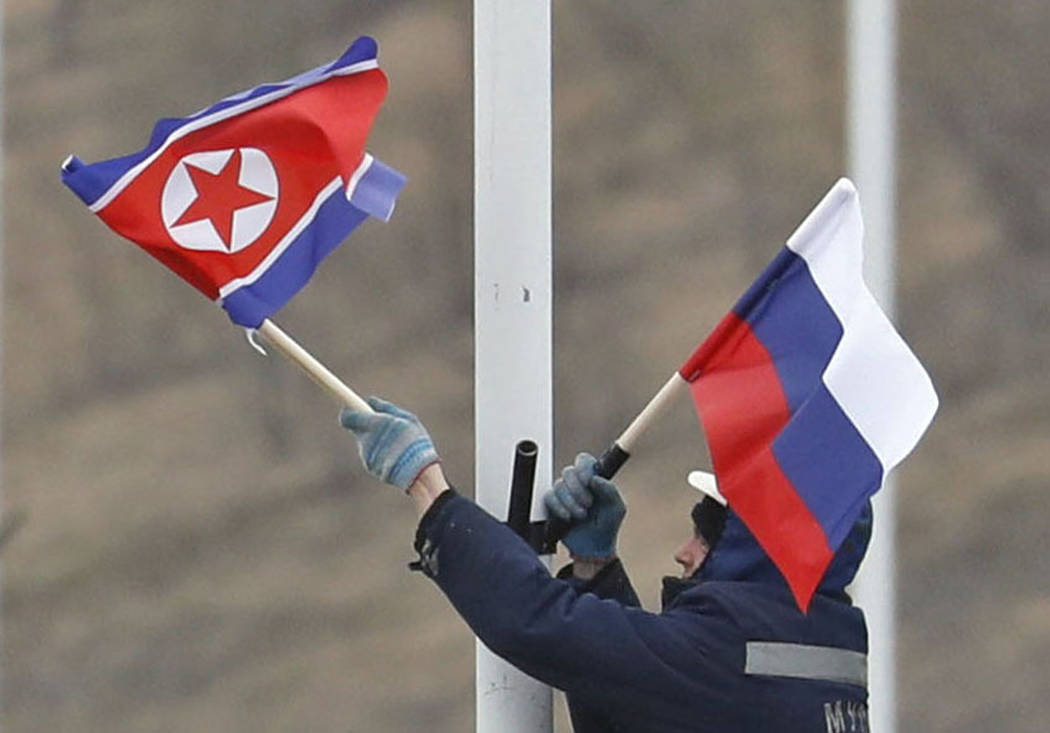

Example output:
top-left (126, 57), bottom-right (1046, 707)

top-left (507, 439), bottom-right (539, 542)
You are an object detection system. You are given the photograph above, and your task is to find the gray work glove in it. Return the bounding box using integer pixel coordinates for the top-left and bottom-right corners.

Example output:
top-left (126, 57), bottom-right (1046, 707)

top-left (543, 452), bottom-right (626, 559)
top-left (339, 396), bottom-right (440, 491)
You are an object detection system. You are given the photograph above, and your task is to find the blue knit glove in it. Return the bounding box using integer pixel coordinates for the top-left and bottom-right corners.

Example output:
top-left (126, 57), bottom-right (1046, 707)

top-left (339, 397), bottom-right (440, 491)
top-left (543, 453), bottom-right (626, 559)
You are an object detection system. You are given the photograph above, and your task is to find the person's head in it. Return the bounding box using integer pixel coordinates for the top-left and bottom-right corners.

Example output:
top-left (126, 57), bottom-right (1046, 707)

top-left (673, 471), bottom-right (728, 579)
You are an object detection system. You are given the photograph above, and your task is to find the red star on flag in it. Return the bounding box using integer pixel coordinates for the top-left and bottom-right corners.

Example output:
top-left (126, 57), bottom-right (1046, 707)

top-left (172, 150), bottom-right (275, 250)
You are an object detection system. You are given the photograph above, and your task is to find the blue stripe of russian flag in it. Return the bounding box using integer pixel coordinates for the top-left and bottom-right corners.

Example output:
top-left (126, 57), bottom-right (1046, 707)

top-left (739, 247), bottom-right (884, 550)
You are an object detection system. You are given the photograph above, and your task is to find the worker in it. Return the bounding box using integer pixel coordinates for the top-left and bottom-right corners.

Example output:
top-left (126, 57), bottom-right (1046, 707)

top-left (341, 397), bottom-right (872, 733)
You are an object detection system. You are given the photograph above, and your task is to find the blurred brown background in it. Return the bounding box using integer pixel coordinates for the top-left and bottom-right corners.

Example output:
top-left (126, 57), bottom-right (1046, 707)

top-left (4, 1), bottom-right (1048, 730)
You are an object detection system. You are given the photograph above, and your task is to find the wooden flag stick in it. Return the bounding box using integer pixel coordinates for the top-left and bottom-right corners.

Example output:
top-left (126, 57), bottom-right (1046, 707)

top-left (256, 319), bottom-right (373, 413)
top-left (611, 372), bottom-right (718, 489)
top-left (587, 372), bottom-right (692, 480)
top-left (615, 373), bottom-right (690, 454)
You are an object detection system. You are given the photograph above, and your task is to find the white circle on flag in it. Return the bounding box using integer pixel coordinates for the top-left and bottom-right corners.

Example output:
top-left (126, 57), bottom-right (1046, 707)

top-left (161, 147), bottom-right (279, 253)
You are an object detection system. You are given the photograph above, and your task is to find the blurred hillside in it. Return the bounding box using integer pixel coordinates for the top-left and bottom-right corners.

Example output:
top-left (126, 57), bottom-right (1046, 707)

top-left (3, 1), bottom-right (1048, 731)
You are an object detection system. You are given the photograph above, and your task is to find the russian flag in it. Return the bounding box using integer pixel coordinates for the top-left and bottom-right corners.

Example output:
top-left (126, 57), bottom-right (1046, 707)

top-left (680, 179), bottom-right (938, 610)
top-left (61, 36), bottom-right (405, 329)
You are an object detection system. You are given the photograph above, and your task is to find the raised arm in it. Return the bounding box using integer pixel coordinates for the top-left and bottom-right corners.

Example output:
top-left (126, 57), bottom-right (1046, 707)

top-left (338, 398), bottom-right (738, 716)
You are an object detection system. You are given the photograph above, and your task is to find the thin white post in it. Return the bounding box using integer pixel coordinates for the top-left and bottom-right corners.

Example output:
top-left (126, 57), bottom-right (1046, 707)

top-left (474, 1), bottom-right (554, 732)
top-left (847, 2), bottom-right (898, 732)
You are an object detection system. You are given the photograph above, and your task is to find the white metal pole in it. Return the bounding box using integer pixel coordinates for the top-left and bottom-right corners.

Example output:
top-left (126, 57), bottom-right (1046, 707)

top-left (847, 2), bottom-right (898, 732)
top-left (474, 2), bottom-right (554, 732)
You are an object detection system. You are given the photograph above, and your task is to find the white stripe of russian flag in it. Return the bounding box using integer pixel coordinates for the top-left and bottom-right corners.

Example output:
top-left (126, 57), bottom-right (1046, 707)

top-left (786, 178), bottom-right (938, 476)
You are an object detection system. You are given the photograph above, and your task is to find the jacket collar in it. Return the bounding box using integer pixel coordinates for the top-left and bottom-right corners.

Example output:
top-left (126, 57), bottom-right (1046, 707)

top-left (660, 574), bottom-right (700, 610)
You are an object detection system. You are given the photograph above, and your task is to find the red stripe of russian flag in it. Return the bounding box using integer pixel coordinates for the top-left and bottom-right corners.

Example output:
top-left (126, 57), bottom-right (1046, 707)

top-left (680, 312), bottom-right (834, 611)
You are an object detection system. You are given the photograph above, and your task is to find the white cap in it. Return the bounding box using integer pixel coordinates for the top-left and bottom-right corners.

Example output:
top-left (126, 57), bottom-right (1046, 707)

top-left (687, 470), bottom-right (727, 506)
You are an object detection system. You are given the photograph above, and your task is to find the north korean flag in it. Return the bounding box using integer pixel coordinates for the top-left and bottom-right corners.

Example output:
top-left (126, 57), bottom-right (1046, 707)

top-left (61, 36), bottom-right (406, 328)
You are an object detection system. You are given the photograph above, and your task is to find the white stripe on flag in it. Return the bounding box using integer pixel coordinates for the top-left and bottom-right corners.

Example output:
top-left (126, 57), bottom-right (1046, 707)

top-left (823, 295), bottom-right (938, 470)
top-left (785, 178), bottom-right (938, 473)
top-left (344, 152), bottom-right (375, 200)
top-left (88, 59), bottom-right (379, 213)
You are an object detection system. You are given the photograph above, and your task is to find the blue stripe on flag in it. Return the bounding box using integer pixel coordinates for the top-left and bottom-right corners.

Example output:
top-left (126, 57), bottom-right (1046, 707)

top-left (61, 37), bottom-right (379, 206)
top-left (734, 248), bottom-right (843, 413)
top-left (348, 157), bottom-right (407, 222)
top-left (221, 190), bottom-right (368, 328)
top-left (771, 385), bottom-right (884, 548)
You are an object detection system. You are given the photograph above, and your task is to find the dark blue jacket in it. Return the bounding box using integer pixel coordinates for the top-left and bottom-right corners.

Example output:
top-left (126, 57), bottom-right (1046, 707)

top-left (413, 490), bottom-right (872, 732)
